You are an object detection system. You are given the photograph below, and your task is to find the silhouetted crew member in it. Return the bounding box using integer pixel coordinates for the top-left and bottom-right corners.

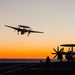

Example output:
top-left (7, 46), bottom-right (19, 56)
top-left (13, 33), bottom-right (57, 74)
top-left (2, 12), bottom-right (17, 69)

top-left (57, 52), bottom-right (63, 62)
top-left (46, 56), bottom-right (50, 68)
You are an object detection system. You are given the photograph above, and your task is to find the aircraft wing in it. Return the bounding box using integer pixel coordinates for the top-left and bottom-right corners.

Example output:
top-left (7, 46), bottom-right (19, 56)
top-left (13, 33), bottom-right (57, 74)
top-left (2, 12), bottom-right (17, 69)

top-left (29, 30), bottom-right (44, 33)
top-left (4, 25), bottom-right (21, 30)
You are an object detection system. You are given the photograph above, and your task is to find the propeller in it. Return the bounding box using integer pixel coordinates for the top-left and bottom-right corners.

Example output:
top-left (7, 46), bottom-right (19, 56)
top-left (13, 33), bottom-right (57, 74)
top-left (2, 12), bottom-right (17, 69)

top-left (27, 28), bottom-right (32, 36)
top-left (14, 30), bottom-right (16, 32)
top-left (14, 29), bottom-right (19, 35)
top-left (13, 26), bottom-right (20, 34)
top-left (52, 46), bottom-right (64, 60)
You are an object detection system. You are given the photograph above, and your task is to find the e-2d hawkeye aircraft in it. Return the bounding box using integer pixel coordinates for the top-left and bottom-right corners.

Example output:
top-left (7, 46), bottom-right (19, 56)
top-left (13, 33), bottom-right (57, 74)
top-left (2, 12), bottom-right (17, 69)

top-left (52, 44), bottom-right (75, 62)
top-left (4, 25), bottom-right (44, 36)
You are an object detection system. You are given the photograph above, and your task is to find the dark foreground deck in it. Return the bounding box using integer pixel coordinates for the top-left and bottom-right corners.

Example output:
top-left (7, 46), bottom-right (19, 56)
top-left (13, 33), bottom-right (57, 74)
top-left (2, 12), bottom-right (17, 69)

top-left (0, 62), bottom-right (75, 75)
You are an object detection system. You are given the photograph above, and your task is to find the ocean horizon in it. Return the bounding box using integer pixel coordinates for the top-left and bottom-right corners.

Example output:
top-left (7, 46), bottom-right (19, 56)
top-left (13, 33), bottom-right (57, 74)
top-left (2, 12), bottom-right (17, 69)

top-left (0, 59), bottom-right (67, 63)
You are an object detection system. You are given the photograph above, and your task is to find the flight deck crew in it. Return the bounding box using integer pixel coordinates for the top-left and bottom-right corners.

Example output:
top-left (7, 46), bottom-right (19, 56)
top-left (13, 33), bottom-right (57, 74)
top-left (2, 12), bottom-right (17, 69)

top-left (46, 56), bottom-right (50, 68)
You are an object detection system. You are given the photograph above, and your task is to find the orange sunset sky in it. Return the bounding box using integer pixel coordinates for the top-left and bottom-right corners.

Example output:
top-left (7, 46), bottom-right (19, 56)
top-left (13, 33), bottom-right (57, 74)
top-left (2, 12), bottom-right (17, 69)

top-left (1, 0), bottom-right (75, 59)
